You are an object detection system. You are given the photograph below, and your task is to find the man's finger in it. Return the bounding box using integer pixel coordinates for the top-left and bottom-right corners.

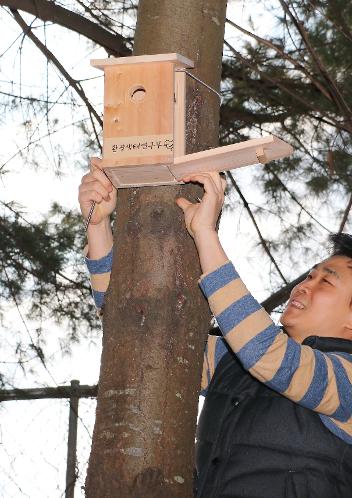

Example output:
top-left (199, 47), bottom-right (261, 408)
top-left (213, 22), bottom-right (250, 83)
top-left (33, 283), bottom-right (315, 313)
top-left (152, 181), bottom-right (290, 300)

top-left (81, 172), bottom-right (93, 184)
top-left (176, 197), bottom-right (194, 212)
top-left (80, 181), bottom-right (111, 201)
top-left (90, 157), bottom-right (103, 169)
top-left (80, 189), bottom-right (104, 205)
top-left (92, 168), bottom-right (113, 191)
top-left (83, 168), bottom-right (113, 192)
top-left (207, 171), bottom-right (223, 192)
top-left (181, 173), bottom-right (218, 196)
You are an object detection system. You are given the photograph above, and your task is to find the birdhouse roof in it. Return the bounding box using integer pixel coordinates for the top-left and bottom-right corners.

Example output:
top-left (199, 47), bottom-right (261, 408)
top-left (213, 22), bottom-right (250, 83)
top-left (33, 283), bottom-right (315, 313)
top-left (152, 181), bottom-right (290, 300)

top-left (91, 53), bottom-right (194, 71)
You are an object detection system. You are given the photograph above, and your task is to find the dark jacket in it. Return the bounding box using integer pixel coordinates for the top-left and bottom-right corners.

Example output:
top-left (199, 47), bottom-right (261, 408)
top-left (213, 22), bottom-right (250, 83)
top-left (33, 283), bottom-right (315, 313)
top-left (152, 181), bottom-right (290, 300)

top-left (195, 336), bottom-right (352, 498)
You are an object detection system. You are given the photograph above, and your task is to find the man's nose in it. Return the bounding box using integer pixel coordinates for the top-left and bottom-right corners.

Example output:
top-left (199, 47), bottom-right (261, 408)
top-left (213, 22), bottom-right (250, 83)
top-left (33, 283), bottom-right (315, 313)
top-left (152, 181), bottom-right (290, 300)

top-left (295, 278), bottom-right (313, 294)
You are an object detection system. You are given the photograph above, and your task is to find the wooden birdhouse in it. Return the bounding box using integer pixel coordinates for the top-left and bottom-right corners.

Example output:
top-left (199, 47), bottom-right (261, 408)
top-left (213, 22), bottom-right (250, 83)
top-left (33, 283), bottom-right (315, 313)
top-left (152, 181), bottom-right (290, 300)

top-left (91, 53), bottom-right (293, 188)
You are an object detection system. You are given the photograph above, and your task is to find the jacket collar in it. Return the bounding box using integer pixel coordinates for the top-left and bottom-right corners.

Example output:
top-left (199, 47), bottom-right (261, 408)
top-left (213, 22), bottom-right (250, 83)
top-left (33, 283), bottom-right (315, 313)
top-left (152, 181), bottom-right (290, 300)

top-left (302, 335), bottom-right (352, 354)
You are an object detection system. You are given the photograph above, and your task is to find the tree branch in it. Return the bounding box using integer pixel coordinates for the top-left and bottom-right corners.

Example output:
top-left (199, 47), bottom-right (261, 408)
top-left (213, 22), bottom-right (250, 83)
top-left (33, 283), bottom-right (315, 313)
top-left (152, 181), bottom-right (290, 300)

top-left (226, 171), bottom-right (288, 284)
top-left (338, 193), bottom-right (352, 233)
top-left (1, 219), bottom-right (91, 291)
top-left (224, 40), bottom-right (352, 134)
top-left (226, 17), bottom-right (333, 102)
top-left (265, 164), bottom-right (330, 233)
top-left (11, 9), bottom-right (103, 128)
top-left (279, 0), bottom-right (352, 120)
top-left (0, 118), bottom-right (88, 172)
top-left (0, 0), bottom-right (131, 56)
top-left (221, 105), bottom-right (290, 126)
top-left (0, 89), bottom-right (84, 105)
top-left (2, 264), bottom-right (57, 383)
top-left (308, 1), bottom-right (352, 46)
top-left (4, 249), bottom-right (90, 291)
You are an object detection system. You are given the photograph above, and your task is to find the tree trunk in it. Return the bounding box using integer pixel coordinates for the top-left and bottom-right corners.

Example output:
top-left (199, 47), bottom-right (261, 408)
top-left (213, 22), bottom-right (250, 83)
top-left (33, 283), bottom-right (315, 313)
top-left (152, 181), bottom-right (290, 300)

top-left (85, 1), bottom-right (227, 497)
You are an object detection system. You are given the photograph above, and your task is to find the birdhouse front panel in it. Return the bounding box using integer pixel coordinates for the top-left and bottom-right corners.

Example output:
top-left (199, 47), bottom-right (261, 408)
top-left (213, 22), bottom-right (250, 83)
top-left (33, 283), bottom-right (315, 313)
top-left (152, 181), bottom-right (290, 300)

top-left (103, 62), bottom-right (175, 168)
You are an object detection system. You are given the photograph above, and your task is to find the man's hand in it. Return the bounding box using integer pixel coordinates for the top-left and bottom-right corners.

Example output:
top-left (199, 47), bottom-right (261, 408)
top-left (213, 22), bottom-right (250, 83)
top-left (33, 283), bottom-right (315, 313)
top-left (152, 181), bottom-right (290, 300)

top-left (176, 172), bottom-right (228, 274)
top-left (176, 172), bottom-right (226, 239)
top-left (78, 157), bottom-right (117, 226)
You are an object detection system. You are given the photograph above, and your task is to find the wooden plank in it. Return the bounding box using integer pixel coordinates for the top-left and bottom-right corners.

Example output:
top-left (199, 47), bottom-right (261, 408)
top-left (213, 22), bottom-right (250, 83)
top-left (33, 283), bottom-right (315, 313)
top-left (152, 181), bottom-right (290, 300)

top-left (102, 163), bottom-right (179, 188)
top-left (174, 70), bottom-right (186, 158)
top-left (91, 53), bottom-right (194, 71)
top-left (170, 135), bottom-right (293, 179)
top-left (103, 62), bottom-right (174, 166)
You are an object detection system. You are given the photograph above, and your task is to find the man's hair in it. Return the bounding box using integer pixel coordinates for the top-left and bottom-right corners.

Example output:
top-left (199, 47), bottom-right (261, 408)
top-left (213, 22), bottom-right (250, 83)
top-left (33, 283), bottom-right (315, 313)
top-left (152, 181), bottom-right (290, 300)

top-left (330, 233), bottom-right (352, 258)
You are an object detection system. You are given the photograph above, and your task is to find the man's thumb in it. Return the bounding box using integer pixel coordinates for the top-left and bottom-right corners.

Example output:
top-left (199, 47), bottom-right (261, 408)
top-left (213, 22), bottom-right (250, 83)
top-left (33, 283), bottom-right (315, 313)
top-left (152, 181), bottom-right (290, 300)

top-left (90, 156), bottom-right (102, 173)
top-left (176, 197), bottom-right (192, 212)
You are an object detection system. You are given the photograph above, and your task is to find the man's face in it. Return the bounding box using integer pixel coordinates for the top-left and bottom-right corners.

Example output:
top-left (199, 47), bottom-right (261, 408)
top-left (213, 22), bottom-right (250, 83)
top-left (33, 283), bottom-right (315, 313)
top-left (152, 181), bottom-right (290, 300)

top-left (280, 255), bottom-right (352, 343)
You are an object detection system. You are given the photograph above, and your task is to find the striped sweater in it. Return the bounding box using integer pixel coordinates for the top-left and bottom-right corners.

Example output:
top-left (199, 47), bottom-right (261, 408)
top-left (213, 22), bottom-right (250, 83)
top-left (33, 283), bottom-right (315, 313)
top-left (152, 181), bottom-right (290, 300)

top-left (86, 250), bottom-right (352, 444)
top-left (84, 245), bottom-right (113, 313)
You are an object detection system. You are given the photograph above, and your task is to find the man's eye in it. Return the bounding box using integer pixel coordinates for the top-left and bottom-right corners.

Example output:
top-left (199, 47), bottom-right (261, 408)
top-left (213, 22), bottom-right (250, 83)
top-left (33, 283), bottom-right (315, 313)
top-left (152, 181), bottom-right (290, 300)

top-left (323, 278), bottom-right (332, 285)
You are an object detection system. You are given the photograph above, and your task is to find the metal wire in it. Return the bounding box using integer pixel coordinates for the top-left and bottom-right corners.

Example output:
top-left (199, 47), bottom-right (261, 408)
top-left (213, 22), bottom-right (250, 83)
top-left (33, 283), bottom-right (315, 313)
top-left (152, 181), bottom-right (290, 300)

top-left (175, 69), bottom-right (223, 103)
top-left (84, 202), bottom-right (96, 232)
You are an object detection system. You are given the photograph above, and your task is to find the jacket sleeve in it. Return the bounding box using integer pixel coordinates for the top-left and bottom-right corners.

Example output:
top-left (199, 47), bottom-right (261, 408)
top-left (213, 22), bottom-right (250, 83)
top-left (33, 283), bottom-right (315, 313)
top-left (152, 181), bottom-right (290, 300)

top-left (199, 261), bottom-right (352, 426)
top-left (84, 245), bottom-right (113, 315)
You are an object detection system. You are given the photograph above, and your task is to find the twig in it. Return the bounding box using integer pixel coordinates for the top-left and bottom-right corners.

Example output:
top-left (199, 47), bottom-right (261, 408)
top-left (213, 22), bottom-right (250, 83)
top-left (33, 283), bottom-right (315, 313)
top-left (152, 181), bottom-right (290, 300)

top-left (226, 17), bottom-right (333, 102)
top-left (2, 265), bottom-right (58, 386)
top-left (338, 193), bottom-right (352, 233)
top-left (11, 9), bottom-right (103, 128)
top-left (0, 0), bottom-right (131, 55)
top-left (305, 112), bottom-right (350, 134)
top-left (278, 0), bottom-right (352, 120)
top-left (265, 165), bottom-right (330, 233)
top-left (224, 40), bottom-right (352, 134)
top-left (1, 201), bottom-right (91, 290)
top-left (74, 0), bottom-right (135, 36)
top-left (87, 108), bottom-right (102, 152)
top-left (0, 118), bottom-right (89, 172)
top-left (226, 171), bottom-right (288, 284)
top-left (307, 1), bottom-right (352, 45)
top-left (0, 89), bottom-right (85, 105)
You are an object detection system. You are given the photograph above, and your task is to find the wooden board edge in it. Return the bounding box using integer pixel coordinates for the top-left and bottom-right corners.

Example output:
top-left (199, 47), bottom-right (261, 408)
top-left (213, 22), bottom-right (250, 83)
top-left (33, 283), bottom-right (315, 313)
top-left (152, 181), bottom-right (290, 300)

top-left (170, 137), bottom-right (293, 179)
top-left (91, 53), bottom-right (194, 70)
top-left (112, 179), bottom-right (183, 188)
top-left (173, 136), bottom-right (292, 166)
top-left (174, 70), bottom-right (186, 158)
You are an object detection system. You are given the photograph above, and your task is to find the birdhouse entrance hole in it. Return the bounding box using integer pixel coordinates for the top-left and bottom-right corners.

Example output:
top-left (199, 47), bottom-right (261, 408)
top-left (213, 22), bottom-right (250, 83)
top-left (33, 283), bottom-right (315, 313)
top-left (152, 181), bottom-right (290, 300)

top-left (130, 85), bottom-right (146, 103)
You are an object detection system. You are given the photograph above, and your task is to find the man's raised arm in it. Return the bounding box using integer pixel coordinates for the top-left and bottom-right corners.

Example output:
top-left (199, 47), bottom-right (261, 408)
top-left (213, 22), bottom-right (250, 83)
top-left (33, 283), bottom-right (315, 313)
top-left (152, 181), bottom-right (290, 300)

top-left (78, 157), bottom-right (116, 311)
top-left (176, 172), bottom-right (352, 440)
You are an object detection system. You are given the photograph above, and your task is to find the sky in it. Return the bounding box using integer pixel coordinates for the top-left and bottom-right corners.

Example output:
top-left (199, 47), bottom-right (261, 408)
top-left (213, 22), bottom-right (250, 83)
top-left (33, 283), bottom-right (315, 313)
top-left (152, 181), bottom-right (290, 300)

top-left (0, 1), bottom-right (335, 496)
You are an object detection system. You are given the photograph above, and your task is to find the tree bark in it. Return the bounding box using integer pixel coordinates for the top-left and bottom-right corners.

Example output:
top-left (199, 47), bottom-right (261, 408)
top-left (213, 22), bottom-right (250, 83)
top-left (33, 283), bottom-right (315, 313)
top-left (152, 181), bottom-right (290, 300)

top-left (85, 1), bottom-right (227, 497)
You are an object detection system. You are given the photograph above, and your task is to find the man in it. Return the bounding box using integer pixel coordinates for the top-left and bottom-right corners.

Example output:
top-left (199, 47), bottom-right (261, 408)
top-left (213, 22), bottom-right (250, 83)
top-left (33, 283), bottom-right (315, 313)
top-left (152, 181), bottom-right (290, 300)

top-left (79, 163), bottom-right (352, 497)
